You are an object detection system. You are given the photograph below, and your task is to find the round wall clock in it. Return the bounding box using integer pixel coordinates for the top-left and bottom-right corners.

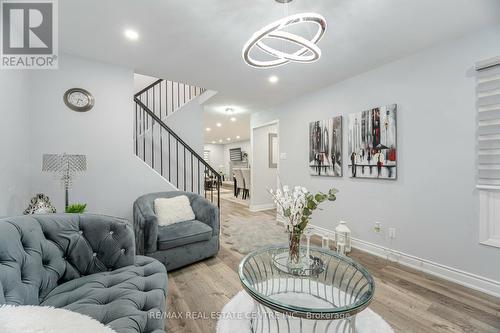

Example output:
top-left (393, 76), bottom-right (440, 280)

top-left (63, 88), bottom-right (94, 112)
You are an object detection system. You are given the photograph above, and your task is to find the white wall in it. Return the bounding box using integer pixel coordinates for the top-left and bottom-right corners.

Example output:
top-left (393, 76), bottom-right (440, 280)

top-left (165, 99), bottom-right (204, 157)
top-left (134, 73), bottom-right (158, 94)
top-left (252, 26), bottom-right (500, 282)
top-left (203, 141), bottom-right (251, 179)
top-left (0, 72), bottom-right (31, 216)
top-left (250, 124), bottom-right (278, 209)
top-left (223, 140), bottom-right (251, 175)
top-left (204, 144), bottom-right (225, 172)
top-left (28, 54), bottom-right (176, 219)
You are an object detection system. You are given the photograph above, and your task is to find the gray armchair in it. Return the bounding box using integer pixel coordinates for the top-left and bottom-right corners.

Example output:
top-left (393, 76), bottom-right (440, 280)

top-left (133, 191), bottom-right (220, 271)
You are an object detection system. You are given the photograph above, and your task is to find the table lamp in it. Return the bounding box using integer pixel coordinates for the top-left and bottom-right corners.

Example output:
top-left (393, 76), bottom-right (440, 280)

top-left (42, 153), bottom-right (87, 209)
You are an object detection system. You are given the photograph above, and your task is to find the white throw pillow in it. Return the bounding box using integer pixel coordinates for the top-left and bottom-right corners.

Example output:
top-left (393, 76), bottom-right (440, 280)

top-left (154, 195), bottom-right (195, 225)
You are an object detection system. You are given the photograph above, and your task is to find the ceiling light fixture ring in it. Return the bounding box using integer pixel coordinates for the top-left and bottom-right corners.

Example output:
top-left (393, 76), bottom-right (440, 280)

top-left (256, 31), bottom-right (321, 63)
top-left (242, 12), bottom-right (327, 69)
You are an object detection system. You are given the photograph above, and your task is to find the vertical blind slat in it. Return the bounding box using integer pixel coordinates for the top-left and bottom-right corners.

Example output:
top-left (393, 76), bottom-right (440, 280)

top-left (478, 124), bottom-right (500, 136)
top-left (479, 169), bottom-right (500, 179)
top-left (478, 109), bottom-right (500, 121)
top-left (479, 139), bottom-right (500, 150)
top-left (479, 155), bottom-right (500, 164)
top-left (477, 94), bottom-right (500, 107)
top-left (477, 78), bottom-right (500, 92)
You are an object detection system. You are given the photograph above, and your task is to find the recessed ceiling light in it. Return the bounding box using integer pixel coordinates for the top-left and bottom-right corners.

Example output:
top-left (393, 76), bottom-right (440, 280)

top-left (206, 127), bottom-right (211, 132)
top-left (212, 141), bottom-right (216, 144)
top-left (227, 137), bottom-right (231, 141)
top-left (269, 75), bottom-right (279, 84)
top-left (225, 108), bottom-right (234, 114)
top-left (236, 136), bottom-right (241, 139)
top-left (216, 123), bottom-right (222, 127)
top-left (230, 117), bottom-right (237, 122)
top-left (124, 29), bottom-right (139, 41)
top-left (219, 139), bottom-right (223, 143)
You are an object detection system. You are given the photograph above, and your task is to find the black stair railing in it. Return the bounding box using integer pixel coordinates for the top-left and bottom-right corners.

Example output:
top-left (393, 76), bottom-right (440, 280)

top-left (134, 79), bottom-right (220, 208)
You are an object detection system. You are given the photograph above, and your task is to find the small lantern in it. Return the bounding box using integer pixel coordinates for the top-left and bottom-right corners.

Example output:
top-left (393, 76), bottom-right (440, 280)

top-left (335, 221), bottom-right (352, 253)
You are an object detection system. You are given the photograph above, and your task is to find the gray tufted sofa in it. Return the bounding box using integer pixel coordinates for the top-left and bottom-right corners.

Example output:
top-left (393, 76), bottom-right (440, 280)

top-left (0, 214), bottom-right (168, 333)
top-left (134, 191), bottom-right (219, 271)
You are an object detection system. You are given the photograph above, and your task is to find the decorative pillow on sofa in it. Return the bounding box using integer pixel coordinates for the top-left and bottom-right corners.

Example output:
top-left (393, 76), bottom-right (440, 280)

top-left (154, 195), bottom-right (195, 225)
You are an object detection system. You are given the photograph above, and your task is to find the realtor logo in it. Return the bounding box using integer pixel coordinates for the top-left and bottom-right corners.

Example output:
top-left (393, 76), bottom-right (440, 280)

top-left (1, 0), bottom-right (58, 69)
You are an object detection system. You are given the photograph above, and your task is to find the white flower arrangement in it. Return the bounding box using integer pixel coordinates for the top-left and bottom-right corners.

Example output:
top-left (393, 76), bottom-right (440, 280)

top-left (269, 181), bottom-right (338, 232)
top-left (269, 185), bottom-right (308, 228)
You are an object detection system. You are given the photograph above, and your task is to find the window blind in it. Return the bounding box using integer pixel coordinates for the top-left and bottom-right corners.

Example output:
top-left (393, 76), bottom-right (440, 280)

top-left (229, 148), bottom-right (242, 161)
top-left (477, 56), bottom-right (500, 189)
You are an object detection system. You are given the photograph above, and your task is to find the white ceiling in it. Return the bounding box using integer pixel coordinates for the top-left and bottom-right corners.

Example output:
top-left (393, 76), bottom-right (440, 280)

top-left (203, 107), bottom-right (252, 144)
top-left (61, 0), bottom-right (500, 143)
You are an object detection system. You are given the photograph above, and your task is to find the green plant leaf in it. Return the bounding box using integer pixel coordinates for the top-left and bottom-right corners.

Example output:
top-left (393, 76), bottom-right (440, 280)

top-left (298, 218), bottom-right (309, 230)
top-left (307, 199), bottom-right (317, 210)
top-left (303, 207), bottom-right (311, 217)
top-left (314, 193), bottom-right (326, 202)
top-left (65, 203), bottom-right (87, 214)
top-left (329, 188), bottom-right (339, 195)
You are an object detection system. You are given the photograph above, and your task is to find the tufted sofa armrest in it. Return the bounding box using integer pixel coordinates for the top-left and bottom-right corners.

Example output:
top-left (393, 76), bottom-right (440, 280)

top-left (191, 195), bottom-right (219, 237)
top-left (134, 196), bottom-right (159, 255)
top-left (0, 281), bottom-right (5, 304)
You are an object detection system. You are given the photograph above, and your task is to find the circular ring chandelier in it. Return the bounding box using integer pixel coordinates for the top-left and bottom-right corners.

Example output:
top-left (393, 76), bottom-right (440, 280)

top-left (242, 13), bottom-right (327, 69)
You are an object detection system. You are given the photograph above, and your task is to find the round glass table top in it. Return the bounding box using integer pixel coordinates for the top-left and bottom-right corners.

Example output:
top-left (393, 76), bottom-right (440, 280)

top-left (238, 245), bottom-right (375, 319)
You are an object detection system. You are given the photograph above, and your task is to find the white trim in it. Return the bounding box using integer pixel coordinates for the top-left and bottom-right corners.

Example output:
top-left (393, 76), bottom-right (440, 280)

top-left (309, 224), bottom-right (500, 298)
top-left (481, 238), bottom-right (500, 248)
top-left (476, 56), bottom-right (500, 71)
top-left (252, 120), bottom-right (281, 130)
top-left (249, 203), bottom-right (276, 212)
top-left (479, 190), bottom-right (500, 249)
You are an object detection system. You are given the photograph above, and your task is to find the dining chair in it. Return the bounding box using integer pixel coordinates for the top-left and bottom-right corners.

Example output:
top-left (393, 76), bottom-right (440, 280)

top-left (241, 169), bottom-right (251, 200)
top-left (233, 169), bottom-right (245, 198)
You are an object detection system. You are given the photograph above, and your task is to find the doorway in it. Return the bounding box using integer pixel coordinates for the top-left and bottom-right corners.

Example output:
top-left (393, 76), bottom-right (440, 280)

top-left (250, 121), bottom-right (279, 212)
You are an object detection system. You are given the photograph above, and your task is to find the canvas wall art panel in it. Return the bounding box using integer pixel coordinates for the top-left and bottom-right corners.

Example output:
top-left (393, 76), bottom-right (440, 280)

top-left (309, 116), bottom-right (342, 177)
top-left (348, 104), bottom-right (397, 179)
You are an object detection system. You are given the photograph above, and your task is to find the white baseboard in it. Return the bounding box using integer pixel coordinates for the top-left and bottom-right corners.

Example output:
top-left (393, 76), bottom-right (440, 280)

top-left (309, 224), bottom-right (500, 299)
top-left (249, 203), bottom-right (276, 212)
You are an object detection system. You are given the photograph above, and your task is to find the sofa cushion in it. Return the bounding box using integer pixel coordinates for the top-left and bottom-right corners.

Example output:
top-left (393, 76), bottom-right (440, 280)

top-left (41, 256), bottom-right (167, 333)
top-left (156, 220), bottom-right (212, 251)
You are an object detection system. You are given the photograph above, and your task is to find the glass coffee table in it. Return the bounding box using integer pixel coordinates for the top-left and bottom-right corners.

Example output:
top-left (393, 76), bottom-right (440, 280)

top-left (238, 245), bottom-right (375, 333)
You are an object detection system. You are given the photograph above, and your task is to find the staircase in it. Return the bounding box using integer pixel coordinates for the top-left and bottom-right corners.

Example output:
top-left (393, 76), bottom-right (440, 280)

top-left (134, 79), bottom-right (221, 207)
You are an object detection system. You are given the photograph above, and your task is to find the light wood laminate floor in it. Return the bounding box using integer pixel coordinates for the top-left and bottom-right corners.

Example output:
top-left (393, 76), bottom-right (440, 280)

top-left (166, 198), bottom-right (500, 333)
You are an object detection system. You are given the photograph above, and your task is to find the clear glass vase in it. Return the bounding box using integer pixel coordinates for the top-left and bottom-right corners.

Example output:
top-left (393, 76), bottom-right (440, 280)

top-left (288, 227), bottom-right (303, 268)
